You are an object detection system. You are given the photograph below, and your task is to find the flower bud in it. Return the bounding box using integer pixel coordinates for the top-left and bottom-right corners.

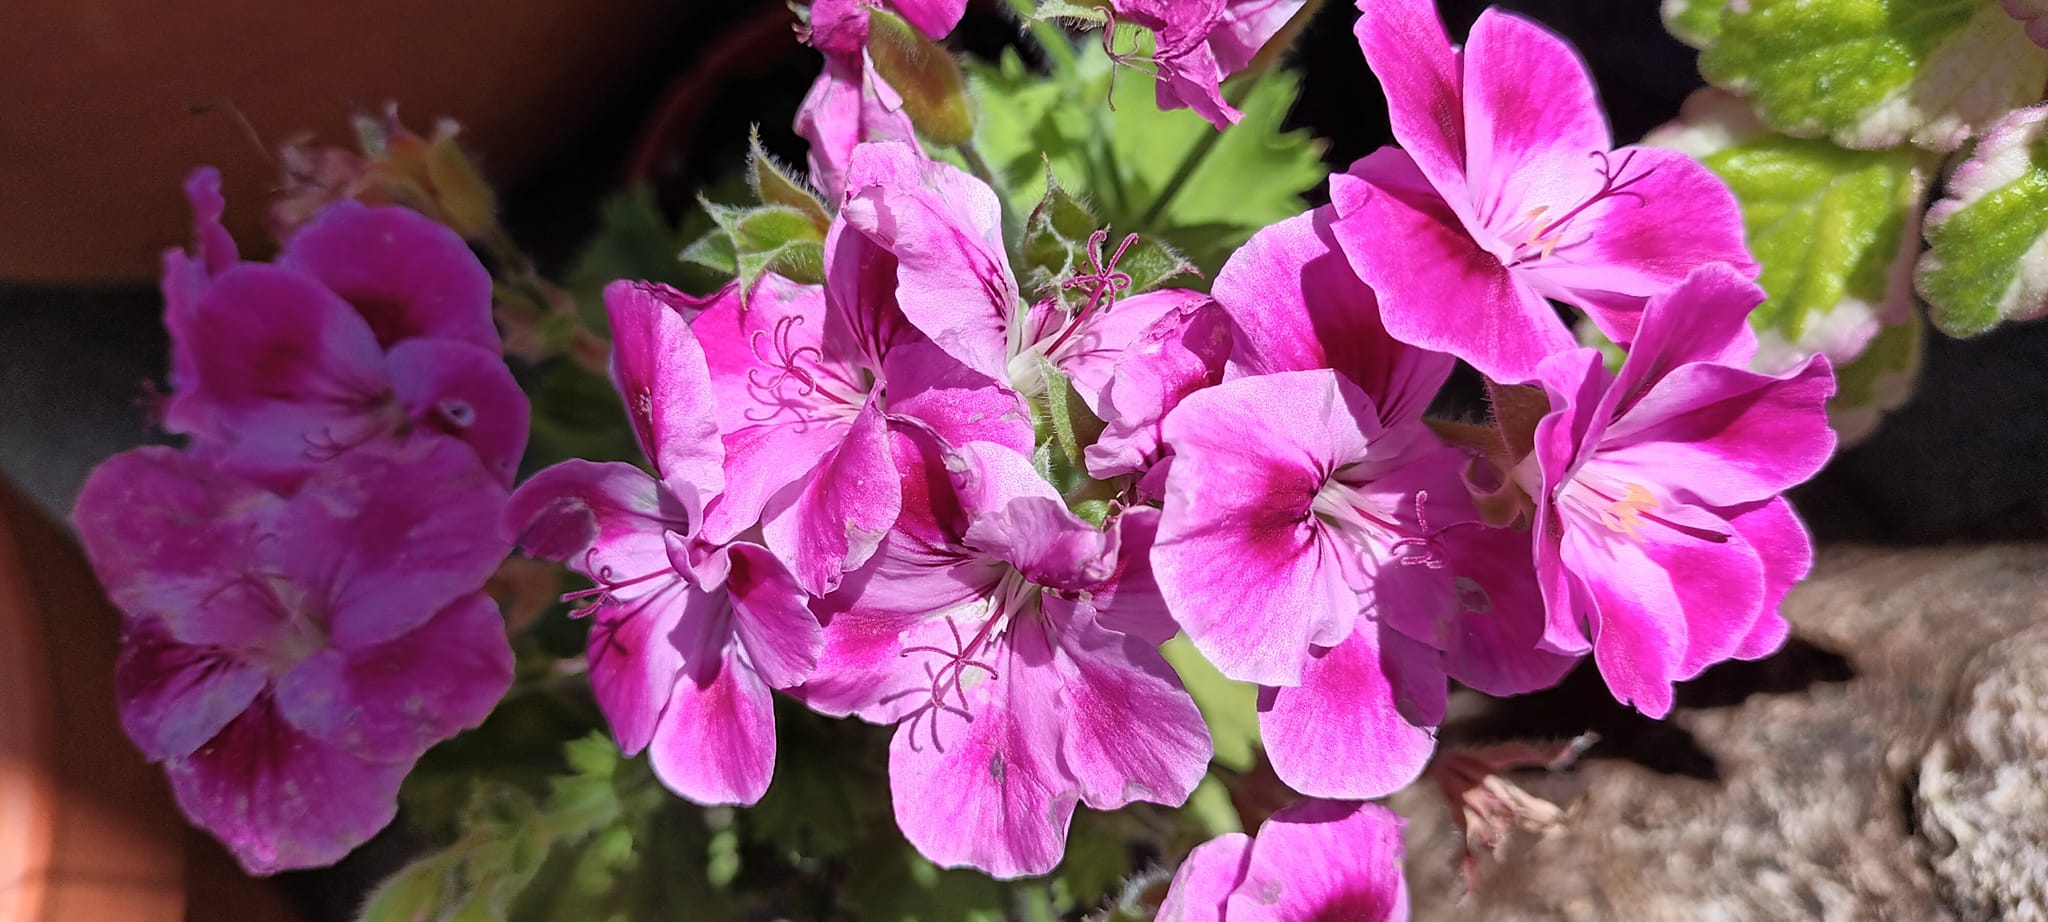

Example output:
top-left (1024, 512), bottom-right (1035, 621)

top-left (864, 8), bottom-right (974, 147)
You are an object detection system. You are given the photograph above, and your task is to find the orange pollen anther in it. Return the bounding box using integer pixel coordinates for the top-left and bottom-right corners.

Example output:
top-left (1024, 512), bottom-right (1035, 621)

top-left (1599, 483), bottom-right (1659, 540)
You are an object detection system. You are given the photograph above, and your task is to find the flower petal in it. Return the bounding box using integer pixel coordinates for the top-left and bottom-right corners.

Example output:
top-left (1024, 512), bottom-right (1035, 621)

top-left (1460, 8), bottom-right (1612, 231)
top-left (1051, 604), bottom-right (1211, 811)
top-left (842, 142), bottom-right (1017, 382)
top-left (798, 596), bottom-right (935, 722)
top-left (181, 166), bottom-right (239, 273)
top-left (1089, 506), bottom-right (1180, 644)
top-left (170, 263), bottom-right (393, 473)
top-left (275, 594), bottom-right (510, 762)
top-left (386, 339), bottom-right (529, 486)
top-left (761, 392), bottom-right (902, 595)
top-left (1084, 299), bottom-right (1233, 479)
top-left (1724, 496), bottom-right (1810, 662)
top-left (275, 201), bottom-right (498, 352)
top-left (1521, 148), bottom-right (1754, 344)
top-left (1334, 153), bottom-right (1574, 384)
top-left (1215, 204), bottom-right (1452, 425)
top-left (1608, 262), bottom-right (1764, 402)
top-left (1562, 496), bottom-right (1765, 716)
top-left (1601, 357), bottom-right (1837, 508)
top-left (586, 582), bottom-right (690, 755)
top-left (162, 697), bottom-right (409, 876)
top-left (1530, 348), bottom-right (1615, 655)
top-left (796, 53), bottom-right (921, 199)
top-left (115, 617), bottom-right (268, 762)
top-left (1352, 0), bottom-right (1475, 227)
top-left (888, 621), bottom-right (1075, 879)
top-left (503, 459), bottom-right (681, 591)
top-left (723, 542), bottom-right (823, 689)
top-left (954, 442), bottom-right (1114, 591)
top-left (646, 643), bottom-right (779, 806)
top-left (691, 273), bottom-right (862, 445)
top-left (605, 280), bottom-right (727, 503)
top-left (1053, 288), bottom-right (1213, 420)
top-left (286, 439), bottom-right (510, 650)
top-left (1228, 799), bottom-right (1409, 922)
top-left (74, 447), bottom-right (278, 625)
top-left (1258, 624), bottom-right (1439, 799)
top-left (1156, 371), bottom-right (1376, 686)
top-left (883, 341), bottom-right (1034, 455)
top-left (1211, 0), bottom-right (1307, 73)
top-left (1157, 832), bottom-right (1252, 922)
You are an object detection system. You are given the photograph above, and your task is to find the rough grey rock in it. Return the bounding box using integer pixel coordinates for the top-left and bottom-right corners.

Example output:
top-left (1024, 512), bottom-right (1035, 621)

top-left (1917, 622), bottom-right (2048, 922)
top-left (1399, 545), bottom-right (2048, 922)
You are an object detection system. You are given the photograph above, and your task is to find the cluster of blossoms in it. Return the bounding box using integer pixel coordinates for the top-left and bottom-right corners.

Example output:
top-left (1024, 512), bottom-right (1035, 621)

top-left (71, 0), bottom-right (1838, 908)
top-left (74, 170), bottom-right (528, 873)
top-left (508, 0), bottom-right (1833, 894)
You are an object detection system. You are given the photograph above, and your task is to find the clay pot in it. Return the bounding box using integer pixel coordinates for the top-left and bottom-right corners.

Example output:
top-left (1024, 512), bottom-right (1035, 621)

top-left (0, 0), bottom-right (688, 283)
top-left (0, 475), bottom-right (301, 921)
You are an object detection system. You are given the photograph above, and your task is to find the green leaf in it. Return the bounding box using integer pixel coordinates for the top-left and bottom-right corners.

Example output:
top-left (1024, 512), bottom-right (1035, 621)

top-left (1698, 0), bottom-right (2048, 152)
top-left (1646, 89), bottom-right (1932, 358)
top-left (841, 845), bottom-right (1008, 922)
top-left (741, 702), bottom-right (889, 861)
top-left (705, 201), bottom-right (827, 293)
top-left (747, 127), bottom-right (830, 230)
top-left (522, 360), bottom-right (643, 472)
top-left (967, 42), bottom-right (1323, 275)
top-left (564, 188), bottom-right (711, 318)
top-left (1916, 104), bottom-right (2048, 336)
top-left (359, 785), bottom-right (553, 922)
top-left (1661, 0), bottom-right (1727, 48)
top-left (679, 228), bottom-right (738, 276)
top-left (1114, 235), bottom-right (1197, 295)
top-left (1020, 165), bottom-right (1197, 307)
top-left (1033, 0), bottom-right (1109, 27)
top-left (1020, 165), bottom-right (1102, 302)
top-left (358, 853), bottom-right (461, 922)
top-left (1161, 635), bottom-right (1259, 772)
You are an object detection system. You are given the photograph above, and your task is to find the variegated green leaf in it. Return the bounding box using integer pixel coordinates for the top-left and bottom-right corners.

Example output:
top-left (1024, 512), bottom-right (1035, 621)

top-left (1828, 308), bottom-right (1924, 444)
top-left (1661, 0), bottom-right (1728, 48)
top-left (1646, 89), bottom-right (1931, 374)
top-left (1699, 0), bottom-right (2048, 152)
top-left (1917, 103), bottom-right (2048, 336)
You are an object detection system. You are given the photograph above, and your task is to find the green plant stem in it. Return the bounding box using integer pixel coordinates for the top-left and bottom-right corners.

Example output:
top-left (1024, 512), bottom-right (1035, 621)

top-left (1002, 0), bottom-right (1079, 76)
top-left (1137, 68), bottom-right (1266, 228)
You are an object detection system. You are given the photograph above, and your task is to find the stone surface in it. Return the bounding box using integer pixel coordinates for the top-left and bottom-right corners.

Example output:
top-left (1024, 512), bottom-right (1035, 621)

top-left (1400, 545), bottom-right (2048, 921)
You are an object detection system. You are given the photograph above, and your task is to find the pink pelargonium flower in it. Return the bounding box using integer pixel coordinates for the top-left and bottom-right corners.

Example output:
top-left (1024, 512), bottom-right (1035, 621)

top-left (685, 223), bottom-right (1032, 596)
top-left (1331, 0), bottom-right (1751, 382)
top-left (1152, 210), bottom-right (1570, 799)
top-left (160, 168), bottom-right (527, 487)
top-left (1159, 800), bottom-right (1409, 922)
top-left (1112, 0), bottom-right (1307, 128)
top-left (73, 438), bottom-right (514, 875)
top-left (839, 141), bottom-right (1214, 419)
top-left (802, 433), bottom-right (1207, 878)
top-left (502, 282), bottom-right (822, 806)
top-left (1519, 263), bottom-right (1835, 717)
top-left (1081, 295), bottom-right (1234, 491)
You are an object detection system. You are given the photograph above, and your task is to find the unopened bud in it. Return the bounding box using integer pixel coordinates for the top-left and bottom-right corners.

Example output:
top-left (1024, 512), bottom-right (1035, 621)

top-left (865, 8), bottom-right (974, 147)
